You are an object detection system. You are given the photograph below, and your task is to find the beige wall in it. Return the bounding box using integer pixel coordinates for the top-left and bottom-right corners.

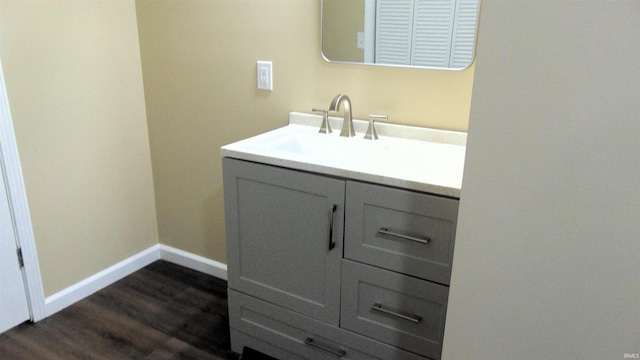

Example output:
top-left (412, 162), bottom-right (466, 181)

top-left (0, 0), bottom-right (158, 296)
top-left (135, 0), bottom-right (474, 264)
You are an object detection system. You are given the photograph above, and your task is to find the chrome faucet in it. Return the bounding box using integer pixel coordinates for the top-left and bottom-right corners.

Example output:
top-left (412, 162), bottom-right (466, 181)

top-left (329, 94), bottom-right (355, 137)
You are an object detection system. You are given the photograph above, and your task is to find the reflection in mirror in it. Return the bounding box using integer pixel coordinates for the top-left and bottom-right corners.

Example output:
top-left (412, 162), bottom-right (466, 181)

top-left (321, 0), bottom-right (480, 70)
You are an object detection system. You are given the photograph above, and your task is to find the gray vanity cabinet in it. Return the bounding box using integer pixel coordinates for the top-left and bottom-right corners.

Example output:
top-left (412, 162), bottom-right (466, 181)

top-left (224, 158), bottom-right (458, 360)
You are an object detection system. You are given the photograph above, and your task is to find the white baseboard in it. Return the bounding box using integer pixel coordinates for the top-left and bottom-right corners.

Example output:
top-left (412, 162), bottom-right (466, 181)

top-left (44, 245), bottom-right (160, 317)
top-left (158, 244), bottom-right (228, 281)
top-left (43, 244), bottom-right (228, 318)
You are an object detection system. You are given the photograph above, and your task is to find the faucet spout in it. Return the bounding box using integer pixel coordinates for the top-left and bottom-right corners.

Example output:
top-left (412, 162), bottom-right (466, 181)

top-left (329, 94), bottom-right (355, 137)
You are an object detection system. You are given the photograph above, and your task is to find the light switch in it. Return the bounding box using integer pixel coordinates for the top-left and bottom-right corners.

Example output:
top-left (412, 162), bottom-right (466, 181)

top-left (257, 61), bottom-right (273, 91)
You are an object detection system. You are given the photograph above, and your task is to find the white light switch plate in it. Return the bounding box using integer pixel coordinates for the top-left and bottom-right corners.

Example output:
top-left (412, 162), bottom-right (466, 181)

top-left (257, 61), bottom-right (273, 91)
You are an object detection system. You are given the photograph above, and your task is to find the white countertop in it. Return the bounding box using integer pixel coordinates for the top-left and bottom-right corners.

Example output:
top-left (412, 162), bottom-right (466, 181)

top-left (221, 112), bottom-right (467, 198)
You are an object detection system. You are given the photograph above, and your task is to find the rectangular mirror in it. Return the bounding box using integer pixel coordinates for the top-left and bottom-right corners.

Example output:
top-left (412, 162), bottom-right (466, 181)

top-left (321, 0), bottom-right (480, 70)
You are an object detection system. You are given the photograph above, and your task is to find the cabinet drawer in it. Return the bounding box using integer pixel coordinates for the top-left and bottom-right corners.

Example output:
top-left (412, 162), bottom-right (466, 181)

top-left (341, 260), bottom-right (449, 360)
top-left (345, 181), bottom-right (458, 284)
top-left (228, 290), bottom-right (425, 360)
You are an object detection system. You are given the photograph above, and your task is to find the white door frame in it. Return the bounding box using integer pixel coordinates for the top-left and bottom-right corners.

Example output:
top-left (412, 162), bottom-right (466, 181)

top-left (0, 57), bottom-right (46, 322)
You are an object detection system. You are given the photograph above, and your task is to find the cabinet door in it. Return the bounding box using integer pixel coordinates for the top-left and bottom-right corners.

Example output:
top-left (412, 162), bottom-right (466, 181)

top-left (223, 159), bottom-right (344, 325)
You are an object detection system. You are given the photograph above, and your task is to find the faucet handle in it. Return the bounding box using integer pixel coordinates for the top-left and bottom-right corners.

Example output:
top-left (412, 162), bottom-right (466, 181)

top-left (364, 114), bottom-right (387, 140)
top-left (312, 108), bottom-right (332, 134)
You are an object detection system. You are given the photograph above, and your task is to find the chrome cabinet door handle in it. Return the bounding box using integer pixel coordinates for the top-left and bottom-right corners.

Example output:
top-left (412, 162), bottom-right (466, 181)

top-left (328, 204), bottom-right (337, 250)
top-left (377, 227), bottom-right (431, 245)
top-left (304, 337), bottom-right (346, 357)
top-left (371, 303), bottom-right (422, 323)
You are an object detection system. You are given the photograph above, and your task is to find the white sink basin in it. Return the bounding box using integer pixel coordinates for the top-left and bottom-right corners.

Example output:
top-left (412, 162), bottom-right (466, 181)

top-left (221, 112), bottom-right (467, 198)
top-left (266, 131), bottom-right (391, 167)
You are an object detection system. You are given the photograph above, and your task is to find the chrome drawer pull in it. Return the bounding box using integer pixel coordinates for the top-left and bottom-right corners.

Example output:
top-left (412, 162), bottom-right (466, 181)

top-left (304, 337), bottom-right (346, 357)
top-left (328, 204), bottom-right (337, 250)
top-left (377, 227), bottom-right (430, 245)
top-left (371, 303), bottom-right (422, 323)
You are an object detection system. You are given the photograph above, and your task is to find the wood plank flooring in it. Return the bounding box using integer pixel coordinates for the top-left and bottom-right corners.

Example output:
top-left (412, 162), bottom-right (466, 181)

top-left (0, 261), bottom-right (240, 359)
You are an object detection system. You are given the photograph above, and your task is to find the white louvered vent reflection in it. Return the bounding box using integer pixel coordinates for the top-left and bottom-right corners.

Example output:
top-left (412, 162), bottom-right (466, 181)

top-left (450, 0), bottom-right (479, 68)
top-left (374, 0), bottom-right (478, 68)
top-left (412, 0), bottom-right (456, 67)
top-left (375, 0), bottom-right (413, 65)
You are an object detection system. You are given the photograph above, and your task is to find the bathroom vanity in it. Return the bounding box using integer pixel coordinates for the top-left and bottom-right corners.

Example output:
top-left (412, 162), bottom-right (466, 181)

top-left (221, 112), bottom-right (465, 360)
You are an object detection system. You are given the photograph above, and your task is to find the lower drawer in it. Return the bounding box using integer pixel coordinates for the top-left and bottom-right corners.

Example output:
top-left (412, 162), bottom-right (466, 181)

top-left (340, 260), bottom-right (449, 360)
top-left (228, 289), bottom-right (425, 360)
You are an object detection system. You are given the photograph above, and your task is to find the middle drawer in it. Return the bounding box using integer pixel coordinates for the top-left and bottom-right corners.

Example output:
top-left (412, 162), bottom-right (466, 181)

top-left (341, 259), bottom-right (449, 360)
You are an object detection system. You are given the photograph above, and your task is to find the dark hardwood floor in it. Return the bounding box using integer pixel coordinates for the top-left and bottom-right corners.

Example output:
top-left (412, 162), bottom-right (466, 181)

top-left (0, 261), bottom-right (241, 360)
